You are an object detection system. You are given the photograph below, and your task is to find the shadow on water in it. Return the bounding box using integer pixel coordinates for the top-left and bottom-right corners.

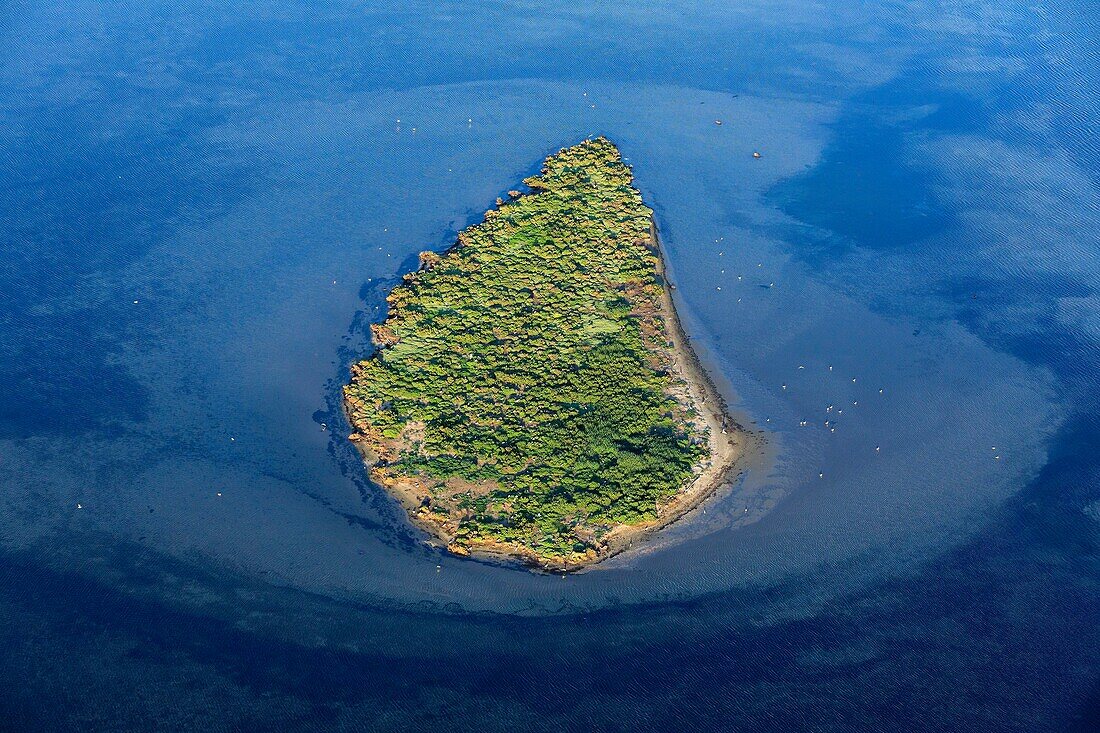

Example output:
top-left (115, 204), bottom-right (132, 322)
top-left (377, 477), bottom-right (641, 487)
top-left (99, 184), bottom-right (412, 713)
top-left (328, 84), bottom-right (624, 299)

top-left (311, 273), bottom-right (431, 555)
top-left (765, 77), bottom-right (993, 263)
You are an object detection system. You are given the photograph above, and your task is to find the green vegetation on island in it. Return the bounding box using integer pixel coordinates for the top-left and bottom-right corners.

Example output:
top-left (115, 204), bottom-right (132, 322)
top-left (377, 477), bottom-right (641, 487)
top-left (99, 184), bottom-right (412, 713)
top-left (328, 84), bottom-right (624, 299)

top-left (344, 137), bottom-right (736, 568)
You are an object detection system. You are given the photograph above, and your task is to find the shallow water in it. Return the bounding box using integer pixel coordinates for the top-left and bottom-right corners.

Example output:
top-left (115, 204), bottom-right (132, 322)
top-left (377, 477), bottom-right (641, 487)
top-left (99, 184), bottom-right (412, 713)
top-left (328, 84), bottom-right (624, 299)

top-left (2, 1), bottom-right (1098, 730)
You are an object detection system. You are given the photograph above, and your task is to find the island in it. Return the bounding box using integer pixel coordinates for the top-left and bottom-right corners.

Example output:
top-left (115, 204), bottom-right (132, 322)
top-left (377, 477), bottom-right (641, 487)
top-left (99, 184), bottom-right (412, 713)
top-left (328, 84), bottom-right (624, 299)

top-left (344, 137), bottom-right (744, 570)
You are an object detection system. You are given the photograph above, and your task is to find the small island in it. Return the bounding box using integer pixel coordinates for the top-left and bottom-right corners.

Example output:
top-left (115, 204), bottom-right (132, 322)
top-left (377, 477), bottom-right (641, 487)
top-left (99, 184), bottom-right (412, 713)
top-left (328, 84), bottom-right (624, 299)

top-left (344, 137), bottom-right (744, 569)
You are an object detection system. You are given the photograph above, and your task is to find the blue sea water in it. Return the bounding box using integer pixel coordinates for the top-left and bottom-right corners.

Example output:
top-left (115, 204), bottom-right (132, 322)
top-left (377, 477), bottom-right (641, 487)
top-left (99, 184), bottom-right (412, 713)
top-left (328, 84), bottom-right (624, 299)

top-left (1, 0), bottom-right (1098, 730)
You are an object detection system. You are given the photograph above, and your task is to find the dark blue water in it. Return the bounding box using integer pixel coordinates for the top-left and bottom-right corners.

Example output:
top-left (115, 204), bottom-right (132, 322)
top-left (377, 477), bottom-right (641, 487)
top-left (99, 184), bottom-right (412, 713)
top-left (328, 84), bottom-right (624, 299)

top-left (2, 1), bottom-right (1098, 730)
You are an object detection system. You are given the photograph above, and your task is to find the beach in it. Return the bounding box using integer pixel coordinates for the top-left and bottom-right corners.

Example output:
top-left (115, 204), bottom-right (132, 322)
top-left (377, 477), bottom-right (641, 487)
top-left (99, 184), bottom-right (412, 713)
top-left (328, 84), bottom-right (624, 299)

top-left (589, 221), bottom-right (757, 567)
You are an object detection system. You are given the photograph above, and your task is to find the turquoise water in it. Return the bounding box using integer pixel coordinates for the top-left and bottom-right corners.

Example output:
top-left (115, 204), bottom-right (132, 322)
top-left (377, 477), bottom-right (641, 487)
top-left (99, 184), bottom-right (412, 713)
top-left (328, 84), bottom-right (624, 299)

top-left (1, 1), bottom-right (1098, 730)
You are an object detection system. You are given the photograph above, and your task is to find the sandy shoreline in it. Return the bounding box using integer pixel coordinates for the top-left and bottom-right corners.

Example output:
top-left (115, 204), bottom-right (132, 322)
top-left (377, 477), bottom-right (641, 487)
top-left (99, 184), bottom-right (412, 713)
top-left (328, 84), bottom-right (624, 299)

top-left (577, 220), bottom-right (755, 568)
top-left (345, 218), bottom-right (759, 573)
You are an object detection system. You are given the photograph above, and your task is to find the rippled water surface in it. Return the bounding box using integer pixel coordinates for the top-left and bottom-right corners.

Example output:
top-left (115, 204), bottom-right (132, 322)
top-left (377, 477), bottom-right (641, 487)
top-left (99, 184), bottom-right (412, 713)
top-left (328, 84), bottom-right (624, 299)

top-left (2, 1), bottom-right (1098, 730)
